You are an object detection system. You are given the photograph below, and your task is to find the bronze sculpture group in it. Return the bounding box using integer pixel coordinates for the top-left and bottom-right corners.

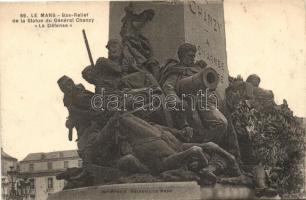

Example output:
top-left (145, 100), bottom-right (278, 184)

top-left (56, 5), bottom-right (288, 198)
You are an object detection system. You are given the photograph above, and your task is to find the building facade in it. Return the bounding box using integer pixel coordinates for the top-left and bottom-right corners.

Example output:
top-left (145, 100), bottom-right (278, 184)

top-left (1, 148), bottom-right (18, 200)
top-left (19, 150), bottom-right (81, 200)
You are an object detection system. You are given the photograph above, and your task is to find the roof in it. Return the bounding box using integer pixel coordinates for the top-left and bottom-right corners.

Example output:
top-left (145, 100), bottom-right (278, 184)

top-left (1, 148), bottom-right (17, 161)
top-left (21, 149), bottom-right (79, 162)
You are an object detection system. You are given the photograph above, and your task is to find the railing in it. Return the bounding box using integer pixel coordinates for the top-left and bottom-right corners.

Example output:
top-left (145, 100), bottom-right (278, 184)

top-left (29, 188), bottom-right (36, 194)
top-left (46, 188), bottom-right (54, 193)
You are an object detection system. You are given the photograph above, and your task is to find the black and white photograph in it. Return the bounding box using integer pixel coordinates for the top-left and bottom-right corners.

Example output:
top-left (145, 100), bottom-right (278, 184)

top-left (0, 0), bottom-right (305, 199)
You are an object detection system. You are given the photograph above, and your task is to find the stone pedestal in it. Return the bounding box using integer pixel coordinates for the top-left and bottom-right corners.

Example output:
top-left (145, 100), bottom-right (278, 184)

top-left (47, 182), bottom-right (255, 200)
top-left (109, 0), bottom-right (229, 98)
top-left (201, 184), bottom-right (254, 199)
top-left (47, 182), bottom-right (201, 200)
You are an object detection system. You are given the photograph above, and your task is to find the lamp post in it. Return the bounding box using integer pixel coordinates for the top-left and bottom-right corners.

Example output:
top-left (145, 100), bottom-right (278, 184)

top-left (7, 166), bottom-right (18, 200)
top-left (7, 166), bottom-right (31, 200)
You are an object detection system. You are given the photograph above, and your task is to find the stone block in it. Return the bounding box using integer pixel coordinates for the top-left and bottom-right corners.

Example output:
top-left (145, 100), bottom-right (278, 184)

top-left (201, 183), bottom-right (254, 200)
top-left (47, 181), bottom-right (201, 200)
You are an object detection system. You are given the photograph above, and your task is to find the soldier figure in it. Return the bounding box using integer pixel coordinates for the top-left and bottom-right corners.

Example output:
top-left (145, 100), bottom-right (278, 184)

top-left (57, 75), bottom-right (115, 182)
top-left (246, 74), bottom-right (275, 110)
top-left (160, 43), bottom-right (228, 145)
top-left (82, 39), bottom-right (123, 94)
top-left (246, 74), bottom-right (260, 87)
top-left (57, 76), bottom-right (99, 163)
top-left (82, 39), bottom-right (160, 94)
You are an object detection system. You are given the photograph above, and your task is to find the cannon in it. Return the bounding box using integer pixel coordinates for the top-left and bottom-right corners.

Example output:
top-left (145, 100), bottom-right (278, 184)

top-left (177, 67), bottom-right (219, 95)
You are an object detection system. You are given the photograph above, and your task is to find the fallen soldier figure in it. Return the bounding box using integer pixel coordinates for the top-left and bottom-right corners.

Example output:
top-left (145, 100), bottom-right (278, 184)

top-left (57, 112), bottom-right (242, 189)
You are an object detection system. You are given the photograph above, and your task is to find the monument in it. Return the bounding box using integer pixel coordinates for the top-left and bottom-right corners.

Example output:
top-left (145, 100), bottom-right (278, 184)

top-left (49, 1), bottom-right (305, 199)
top-left (109, 0), bottom-right (229, 98)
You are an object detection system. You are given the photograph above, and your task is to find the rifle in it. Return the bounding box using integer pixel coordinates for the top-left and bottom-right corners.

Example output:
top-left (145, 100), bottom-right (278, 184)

top-left (82, 29), bottom-right (94, 67)
top-left (65, 117), bottom-right (74, 141)
top-left (68, 128), bottom-right (73, 141)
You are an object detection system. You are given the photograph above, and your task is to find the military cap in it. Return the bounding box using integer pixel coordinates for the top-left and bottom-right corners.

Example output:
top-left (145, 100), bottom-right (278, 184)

top-left (246, 74), bottom-right (261, 87)
top-left (57, 75), bottom-right (74, 86)
top-left (177, 43), bottom-right (197, 60)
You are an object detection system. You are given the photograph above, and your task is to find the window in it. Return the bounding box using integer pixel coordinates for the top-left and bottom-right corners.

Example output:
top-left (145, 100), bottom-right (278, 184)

top-left (64, 161), bottom-right (69, 169)
top-left (29, 179), bottom-right (35, 189)
top-left (47, 177), bottom-right (53, 189)
top-left (78, 160), bottom-right (82, 168)
top-left (59, 152), bottom-right (63, 158)
top-left (29, 164), bottom-right (34, 172)
top-left (47, 162), bottom-right (52, 170)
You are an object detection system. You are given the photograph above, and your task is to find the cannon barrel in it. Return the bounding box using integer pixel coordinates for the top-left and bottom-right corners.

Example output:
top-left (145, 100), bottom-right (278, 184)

top-left (177, 67), bottom-right (219, 95)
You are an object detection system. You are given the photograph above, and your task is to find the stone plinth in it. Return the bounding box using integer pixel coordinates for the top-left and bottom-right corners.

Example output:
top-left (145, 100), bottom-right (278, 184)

top-left (47, 182), bottom-right (255, 200)
top-left (201, 184), bottom-right (254, 200)
top-left (47, 182), bottom-right (201, 200)
top-left (109, 0), bottom-right (229, 98)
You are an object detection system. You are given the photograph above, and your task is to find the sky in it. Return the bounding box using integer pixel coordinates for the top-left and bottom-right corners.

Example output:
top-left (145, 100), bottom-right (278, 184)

top-left (0, 0), bottom-right (305, 160)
